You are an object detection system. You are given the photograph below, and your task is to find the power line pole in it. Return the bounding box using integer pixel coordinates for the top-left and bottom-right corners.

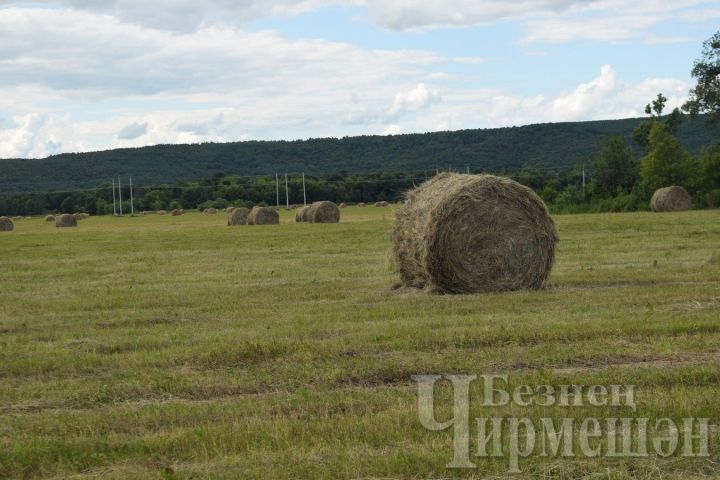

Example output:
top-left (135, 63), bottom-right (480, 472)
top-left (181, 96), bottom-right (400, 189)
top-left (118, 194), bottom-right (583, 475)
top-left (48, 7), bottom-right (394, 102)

top-left (275, 172), bottom-right (280, 209)
top-left (112, 178), bottom-right (117, 216)
top-left (582, 165), bottom-right (586, 193)
top-left (118, 177), bottom-right (123, 216)
top-left (284, 173), bottom-right (289, 209)
top-left (129, 176), bottom-right (135, 216)
top-left (302, 172), bottom-right (307, 206)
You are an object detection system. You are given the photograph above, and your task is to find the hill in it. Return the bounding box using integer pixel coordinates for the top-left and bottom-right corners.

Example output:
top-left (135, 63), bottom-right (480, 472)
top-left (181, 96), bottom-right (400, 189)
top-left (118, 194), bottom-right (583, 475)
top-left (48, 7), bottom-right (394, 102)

top-left (1, 116), bottom-right (716, 193)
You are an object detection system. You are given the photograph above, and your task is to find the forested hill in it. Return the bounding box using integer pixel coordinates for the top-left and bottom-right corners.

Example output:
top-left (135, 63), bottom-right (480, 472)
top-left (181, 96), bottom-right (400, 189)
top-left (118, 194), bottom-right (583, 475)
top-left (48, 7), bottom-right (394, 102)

top-left (1, 115), bottom-right (716, 193)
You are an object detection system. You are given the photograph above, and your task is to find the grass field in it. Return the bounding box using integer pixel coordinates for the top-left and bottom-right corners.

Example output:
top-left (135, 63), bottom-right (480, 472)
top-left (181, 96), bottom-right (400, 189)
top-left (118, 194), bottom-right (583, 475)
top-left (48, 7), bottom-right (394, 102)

top-left (1, 207), bottom-right (719, 479)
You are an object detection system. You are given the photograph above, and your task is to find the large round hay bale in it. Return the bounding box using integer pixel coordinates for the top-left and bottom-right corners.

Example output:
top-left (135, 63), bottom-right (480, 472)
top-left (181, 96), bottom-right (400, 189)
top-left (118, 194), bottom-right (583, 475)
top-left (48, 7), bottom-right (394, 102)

top-left (295, 205), bottom-right (311, 223)
top-left (357, 202), bottom-right (366, 207)
top-left (205, 208), bottom-right (217, 214)
top-left (73, 213), bottom-right (89, 221)
top-left (247, 206), bottom-right (279, 225)
top-left (307, 201), bottom-right (340, 223)
top-left (171, 209), bottom-right (183, 216)
top-left (55, 214), bottom-right (77, 228)
top-left (157, 210), bottom-right (167, 215)
top-left (392, 173), bottom-right (558, 294)
top-left (651, 186), bottom-right (692, 212)
top-left (45, 215), bottom-right (55, 222)
top-left (375, 201), bottom-right (389, 207)
top-left (225, 207), bottom-right (236, 213)
top-left (0, 216), bottom-right (14, 232)
top-left (339, 202), bottom-right (348, 208)
top-left (12, 216), bottom-right (22, 221)
top-left (227, 207), bottom-right (250, 226)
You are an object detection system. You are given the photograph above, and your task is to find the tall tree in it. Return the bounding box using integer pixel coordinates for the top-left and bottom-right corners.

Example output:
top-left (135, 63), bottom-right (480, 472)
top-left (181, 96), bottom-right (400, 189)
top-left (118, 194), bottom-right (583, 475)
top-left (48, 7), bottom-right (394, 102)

top-left (632, 93), bottom-right (682, 147)
top-left (640, 122), bottom-right (692, 191)
top-left (683, 31), bottom-right (720, 123)
top-left (591, 136), bottom-right (637, 196)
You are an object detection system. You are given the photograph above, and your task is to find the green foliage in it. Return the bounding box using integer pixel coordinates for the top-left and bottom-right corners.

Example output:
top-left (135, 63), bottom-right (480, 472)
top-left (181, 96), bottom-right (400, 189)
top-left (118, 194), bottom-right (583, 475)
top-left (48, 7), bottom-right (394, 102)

top-left (591, 136), bottom-right (637, 196)
top-left (683, 30), bottom-right (720, 123)
top-left (0, 116), bottom-right (716, 195)
top-left (640, 123), bottom-right (693, 191)
top-left (632, 93), bottom-right (683, 147)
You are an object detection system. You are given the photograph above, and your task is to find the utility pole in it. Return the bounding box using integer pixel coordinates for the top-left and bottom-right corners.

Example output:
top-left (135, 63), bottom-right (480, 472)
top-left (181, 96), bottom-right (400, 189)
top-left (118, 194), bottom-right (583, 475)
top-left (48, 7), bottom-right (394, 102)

top-left (275, 172), bottom-right (280, 208)
top-left (284, 173), bottom-right (289, 209)
top-left (466, 165), bottom-right (470, 174)
top-left (582, 165), bottom-right (586, 193)
top-left (129, 176), bottom-right (135, 216)
top-left (302, 172), bottom-right (307, 206)
top-left (112, 178), bottom-right (117, 216)
top-left (118, 177), bottom-right (123, 216)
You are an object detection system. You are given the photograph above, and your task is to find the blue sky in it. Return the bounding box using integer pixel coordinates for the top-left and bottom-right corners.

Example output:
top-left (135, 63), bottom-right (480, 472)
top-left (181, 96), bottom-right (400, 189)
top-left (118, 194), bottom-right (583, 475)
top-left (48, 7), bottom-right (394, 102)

top-left (0, 0), bottom-right (717, 158)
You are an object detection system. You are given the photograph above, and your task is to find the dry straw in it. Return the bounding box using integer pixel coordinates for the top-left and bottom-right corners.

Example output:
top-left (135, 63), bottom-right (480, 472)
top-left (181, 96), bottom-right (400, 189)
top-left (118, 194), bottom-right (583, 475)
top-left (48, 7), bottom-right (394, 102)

top-left (0, 216), bottom-right (13, 232)
top-left (651, 186), bottom-right (692, 212)
top-left (247, 206), bottom-right (279, 225)
top-left (227, 207), bottom-right (251, 226)
top-left (157, 210), bottom-right (167, 215)
top-left (171, 209), bottom-right (183, 216)
top-left (205, 208), bottom-right (217, 214)
top-left (55, 214), bottom-right (78, 228)
top-left (45, 215), bottom-right (55, 222)
top-left (392, 173), bottom-right (558, 294)
top-left (307, 201), bottom-right (340, 223)
top-left (295, 205), bottom-right (311, 223)
top-left (375, 201), bottom-right (389, 207)
top-left (357, 202), bottom-right (367, 207)
top-left (339, 202), bottom-right (348, 208)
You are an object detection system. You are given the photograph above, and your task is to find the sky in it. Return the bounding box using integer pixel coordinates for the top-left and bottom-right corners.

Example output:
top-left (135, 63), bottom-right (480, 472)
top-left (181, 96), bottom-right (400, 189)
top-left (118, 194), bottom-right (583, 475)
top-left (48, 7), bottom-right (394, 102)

top-left (0, 1), bottom-right (717, 158)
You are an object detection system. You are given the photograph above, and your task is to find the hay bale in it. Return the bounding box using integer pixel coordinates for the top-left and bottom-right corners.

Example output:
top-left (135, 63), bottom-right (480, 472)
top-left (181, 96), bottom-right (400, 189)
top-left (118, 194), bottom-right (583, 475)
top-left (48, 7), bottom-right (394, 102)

top-left (55, 213), bottom-right (77, 228)
top-left (357, 202), bottom-right (366, 207)
top-left (45, 215), bottom-right (55, 222)
top-left (171, 209), bottom-right (183, 216)
top-left (73, 213), bottom-right (89, 221)
top-left (247, 206), bottom-right (279, 225)
top-left (375, 201), bottom-right (389, 207)
top-left (157, 210), bottom-right (167, 215)
top-left (227, 207), bottom-right (250, 226)
top-left (225, 207), bottom-right (236, 213)
top-left (307, 201), bottom-right (340, 223)
top-left (339, 202), bottom-right (348, 208)
top-left (0, 216), bottom-right (14, 232)
top-left (205, 208), bottom-right (217, 214)
top-left (651, 186), bottom-right (692, 212)
top-left (12, 216), bottom-right (22, 221)
top-left (295, 205), bottom-right (311, 223)
top-left (392, 173), bottom-right (558, 294)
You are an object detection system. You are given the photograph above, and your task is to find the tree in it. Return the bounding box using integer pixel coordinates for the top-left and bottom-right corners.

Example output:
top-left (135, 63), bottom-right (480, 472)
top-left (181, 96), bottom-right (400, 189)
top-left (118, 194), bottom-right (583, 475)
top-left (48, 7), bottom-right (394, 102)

top-left (591, 136), bottom-right (637, 196)
top-left (683, 31), bottom-right (720, 123)
top-left (640, 122), bottom-right (693, 191)
top-left (632, 93), bottom-right (682, 147)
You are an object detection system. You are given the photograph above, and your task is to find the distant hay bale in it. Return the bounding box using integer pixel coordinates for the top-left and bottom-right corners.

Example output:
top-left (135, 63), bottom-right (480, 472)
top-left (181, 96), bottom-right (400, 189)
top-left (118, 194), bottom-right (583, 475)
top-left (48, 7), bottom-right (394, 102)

top-left (651, 186), bottom-right (692, 212)
top-left (357, 202), bottom-right (366, 207)
top-left (157, 210), bottom-right (167, 215)
top-left (0, 216), bottom-right (14, 232)
top-left (73, 213), bottom-right (89, 221)
top-left (171, 209), bottom-right (183, 216)
top-left (392, 173), bottom-right (558, 294)
top-left (295, 205), bottom-right (311, 223)
top-left (55, 214), bottom-right (77, 228)
top-left (225, 207), bottom-right (236, 213)
top-left (247, 206), bottom-right (279, 225)
top-left (227, 207), bottom-right (250, 226)
top-left (307, 201), bottom-right (340, 223)
top-left (12, 216), bottom-right (22, 221)
top-left (375, 201), bottom-right (389, 207)
top-left (339, 202), bottom-right (348, 208)
top-left (45, 215), bottom-right (55, 222)
top-left (205, 208), bottom-right (217, 214)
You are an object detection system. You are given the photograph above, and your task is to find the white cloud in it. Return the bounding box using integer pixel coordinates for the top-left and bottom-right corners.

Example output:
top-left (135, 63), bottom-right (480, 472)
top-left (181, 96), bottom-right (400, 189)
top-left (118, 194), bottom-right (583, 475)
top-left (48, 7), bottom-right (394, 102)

top-left (117, 122), bottom-right (148, 140)
top-left (383, 124), bottom-right (402, 135)
top-left (0, 0), bottom-right (363, 31)
top-left (386, 83), bottom-right (441, 118)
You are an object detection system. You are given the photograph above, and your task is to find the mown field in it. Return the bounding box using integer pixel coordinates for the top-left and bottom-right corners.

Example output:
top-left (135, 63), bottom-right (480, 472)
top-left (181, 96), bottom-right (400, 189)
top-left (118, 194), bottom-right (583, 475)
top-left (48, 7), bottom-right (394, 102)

top-left (1, 207), bottom-right (719, 479)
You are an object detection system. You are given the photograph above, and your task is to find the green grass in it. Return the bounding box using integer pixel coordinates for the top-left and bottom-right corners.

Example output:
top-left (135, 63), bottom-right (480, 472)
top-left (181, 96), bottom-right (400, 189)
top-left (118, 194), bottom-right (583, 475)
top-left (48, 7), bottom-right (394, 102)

top-left (1, 208), bottom-right (719, 479)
